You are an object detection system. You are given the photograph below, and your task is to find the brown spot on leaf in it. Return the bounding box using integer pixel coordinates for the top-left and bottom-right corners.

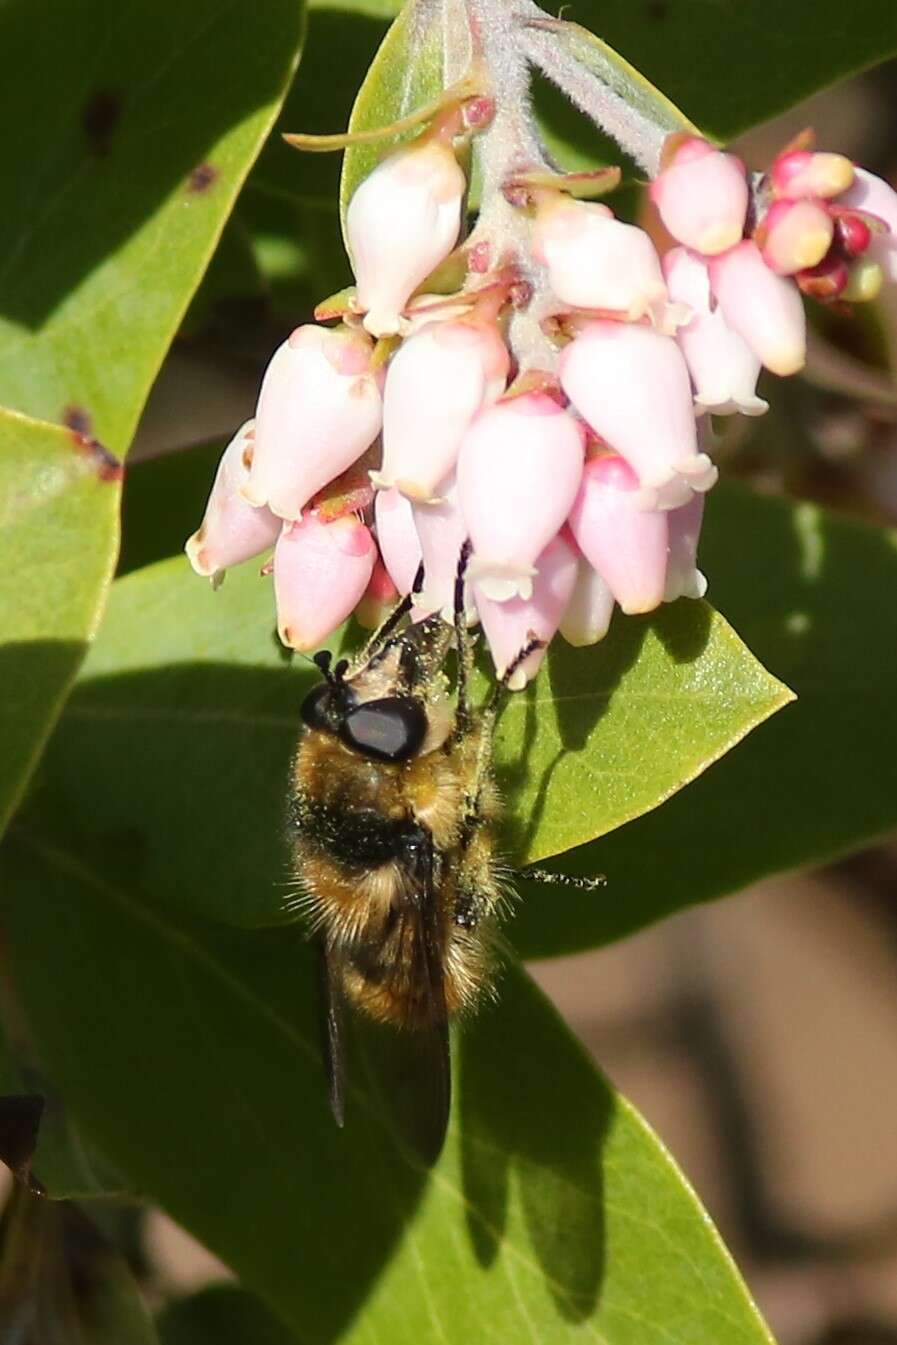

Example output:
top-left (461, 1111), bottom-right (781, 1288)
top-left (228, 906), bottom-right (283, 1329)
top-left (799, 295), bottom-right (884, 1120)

top-left (82, 90), bottom-right (122, 156)
top-left (69, 430), bottom-right (124, 483)
top-left (645, 0), bottom-right (668, 18)
top-left (187, 163), bottom-right (219, 194)
top-left (63, 404), bottom-right (92, 436)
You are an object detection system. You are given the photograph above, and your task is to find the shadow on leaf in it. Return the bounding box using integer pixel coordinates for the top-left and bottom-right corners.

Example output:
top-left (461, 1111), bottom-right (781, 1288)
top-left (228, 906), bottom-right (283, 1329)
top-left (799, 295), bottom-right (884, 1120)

top-left (459, 966), bottom-right (610, 1321)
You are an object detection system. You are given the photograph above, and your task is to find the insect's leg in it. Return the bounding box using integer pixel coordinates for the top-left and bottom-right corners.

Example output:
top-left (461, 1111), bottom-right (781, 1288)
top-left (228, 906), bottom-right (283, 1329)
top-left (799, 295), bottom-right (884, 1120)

top-left (353, 561), bottom-right (425, 668)
top-left (452, 539), bottom-right (474, 734)
top-left (461, 635), bottom-right (546, 838)
top-left (516, 868), bottom-right (606, 890)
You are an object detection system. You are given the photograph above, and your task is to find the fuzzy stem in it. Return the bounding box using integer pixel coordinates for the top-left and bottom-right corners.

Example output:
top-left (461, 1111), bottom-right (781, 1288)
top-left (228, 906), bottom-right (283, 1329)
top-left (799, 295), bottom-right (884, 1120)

top-left (515, 0), bottom-right (669, 175)
top-left (463, 0), bottom-right (559, 370)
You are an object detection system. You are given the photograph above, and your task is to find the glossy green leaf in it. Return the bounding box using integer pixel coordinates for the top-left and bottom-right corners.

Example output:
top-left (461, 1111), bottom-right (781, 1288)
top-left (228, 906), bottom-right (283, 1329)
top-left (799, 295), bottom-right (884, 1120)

top-left (0, 408), bottom-right (120, 840)
top-left (547, 0), bottom-right (897, 143)
top-left (513, 487), bottom-right (897, 958)
top-left (158, 1286), bottom-right (297, 1345)
top-left (0, 0), bottom-right (305, 456)
top-left (1, 829), bottom-right (776, 1345)
top-left (22, 541), bottom-right (789, 927)
top-left (0, 1019), bottom-right (122, 1199)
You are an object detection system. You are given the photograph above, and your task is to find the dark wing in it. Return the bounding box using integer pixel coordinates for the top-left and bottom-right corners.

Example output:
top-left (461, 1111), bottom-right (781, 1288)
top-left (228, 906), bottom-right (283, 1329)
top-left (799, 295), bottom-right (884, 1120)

top-left (317, 939), bottom-right (346, 1128)
top-left (355, 826), bottom-right (451, 1166)
top-left (393, 826), bottom-right (451, 1164)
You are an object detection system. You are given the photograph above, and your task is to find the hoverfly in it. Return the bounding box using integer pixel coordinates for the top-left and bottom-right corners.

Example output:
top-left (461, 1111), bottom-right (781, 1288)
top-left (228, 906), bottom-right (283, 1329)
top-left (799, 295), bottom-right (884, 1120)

top-left (286, 544), bottom-right (540, 1162)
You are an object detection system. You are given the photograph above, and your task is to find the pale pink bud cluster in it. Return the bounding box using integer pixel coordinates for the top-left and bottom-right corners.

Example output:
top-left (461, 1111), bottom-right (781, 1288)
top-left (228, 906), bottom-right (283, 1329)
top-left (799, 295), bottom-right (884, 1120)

top-left (186, 120), bottom-right (896, 688)
top-left (755, 144), bottom-right (890, 306)
top-left (649, 136), bottom-right (805, 385)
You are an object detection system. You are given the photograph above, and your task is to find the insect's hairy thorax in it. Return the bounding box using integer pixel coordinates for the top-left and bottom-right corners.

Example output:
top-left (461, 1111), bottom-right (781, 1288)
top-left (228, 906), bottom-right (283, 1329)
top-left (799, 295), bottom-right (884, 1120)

top-left (288, 723), bottom-right (503, 1026)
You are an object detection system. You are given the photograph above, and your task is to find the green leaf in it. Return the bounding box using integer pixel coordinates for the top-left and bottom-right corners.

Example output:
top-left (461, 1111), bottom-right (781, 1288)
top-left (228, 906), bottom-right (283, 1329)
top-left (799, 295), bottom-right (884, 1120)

top-left (339, 1), bottom-right (447, 234)
top-left (1, 829), bottom-right (776, 1345)
top-left (513, 486), bottom-right (897, 958)
top-left (22, 544), bottom-right (789, 927)
top-left (158, 1286), bottom-right (298, 1345)
top-left (0, 0), bottom-right (305, 456)
top-left (565, 0), bottom-right (897, 142)
top-left (0, 408), bottom-right (120, 840)
top-left (0, 1017), bottom-right (122, 1199)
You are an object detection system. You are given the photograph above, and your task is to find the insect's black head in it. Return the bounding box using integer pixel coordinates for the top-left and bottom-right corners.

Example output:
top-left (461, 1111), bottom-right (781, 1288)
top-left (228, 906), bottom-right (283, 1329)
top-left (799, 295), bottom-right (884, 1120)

top-left (300, 653), bottom-right (355, 733)
top-left (301, 652), bottom-right (428, 763)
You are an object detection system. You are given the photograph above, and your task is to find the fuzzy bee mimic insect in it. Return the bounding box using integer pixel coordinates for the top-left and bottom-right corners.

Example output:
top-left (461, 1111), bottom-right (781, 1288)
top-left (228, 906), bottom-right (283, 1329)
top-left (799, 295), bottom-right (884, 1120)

top-left (285, 545), bottom-right (541, 1163)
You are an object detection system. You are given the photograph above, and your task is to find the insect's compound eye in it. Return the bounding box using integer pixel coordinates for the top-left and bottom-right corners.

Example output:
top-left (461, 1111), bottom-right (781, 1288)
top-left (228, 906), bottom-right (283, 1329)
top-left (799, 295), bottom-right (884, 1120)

top-left (300, 682), bottom-right (354, 733)
top-left (339, 696), bottom-right (428, 762)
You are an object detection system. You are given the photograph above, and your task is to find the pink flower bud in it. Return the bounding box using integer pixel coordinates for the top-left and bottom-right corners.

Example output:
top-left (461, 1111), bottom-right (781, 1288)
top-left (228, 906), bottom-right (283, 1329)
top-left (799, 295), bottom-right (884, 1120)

top-left (374, 486), bottom-right (423, 596)
top-left (242, 325), bottom-right (382, 521)
top-left (559, 320), bottom-right (716, 510)
top-left (649, 138), bottom-right (748, 256)
top-left (664, 491), bottom-right (707, 602)
top-left (559, 550), bottom-right (615, 647)
top-left (410, 473), bottom-right (473, 622)
top-left (532, 196), bottom-right (668, 322)
top-left (354, 558), bottom-right (400, 630)
top-left (834, 212), bottom-right (873, 259)
top-left (708, 241), bottom-right (806, 376)
top-left (663, 248), bottom-right (767, 417)
top-left (347, 140), bottom-right (467, 337)
top-left (457, 391), bottom-right (585, 602)
top-left (840, 167), bottom-right (897, 285)
top-left (474, 530), bottom-right (578, 690)
top-left (185, 421), bottom-right (280, 580)
top-left (274, 512), bottom-right (375, 651)
top-left (567, 455), bottom-right (669, 615)
top-left (373, 317), bottom-right (510, 501)
top-left (771, 150), bottom-right (854, 201)
top-left (760, 198), bottom-right (834, 275)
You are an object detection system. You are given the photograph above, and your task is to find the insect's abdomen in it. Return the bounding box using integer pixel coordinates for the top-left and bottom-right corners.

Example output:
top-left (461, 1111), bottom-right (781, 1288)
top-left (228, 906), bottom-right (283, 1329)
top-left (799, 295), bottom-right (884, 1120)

top-left (288, 731), bottom-right (504, 1027)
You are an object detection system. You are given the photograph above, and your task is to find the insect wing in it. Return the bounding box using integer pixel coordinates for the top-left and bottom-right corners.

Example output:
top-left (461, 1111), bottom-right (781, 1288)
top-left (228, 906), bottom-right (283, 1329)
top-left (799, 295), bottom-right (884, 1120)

top-left (317, 941), bottom-right (347, 1129)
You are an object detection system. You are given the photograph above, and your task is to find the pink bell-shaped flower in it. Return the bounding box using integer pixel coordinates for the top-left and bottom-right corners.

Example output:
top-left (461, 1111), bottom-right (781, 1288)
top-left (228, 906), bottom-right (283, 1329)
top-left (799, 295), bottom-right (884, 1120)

top-left (274, 511), bottom-right (375, 651)
top-left (559, 549), bottom-right (615, 647)
top-left (664, 491), bottom-right (707, 602)
top-left (457, 390), bottom-right (585, 602)
top-left (650, 138), bottom-right (749, 256)
top-left (559, 319), bottom-right (716, 509)
top-left (759, 198), bottom-right (834, 275)
top-left (567, 455), bottom-right (669, 615)
top-left (410, 472), bottom-right (474, 622)
top-left (709, 241), bottom-right (806, 377)
top-left (185, 421), bottom-right (280, 580)
top-left (347, 139), bottom-right (467, 338)
top-left (474, 530), bottom-right (578, 690)
top-left (242, 325), bottom-right (383, 521)
top-left (841, 167), bottom-right (897, 285)
top-left (374, 486), bottom-right (423, 596)
top-left (532, 195), bottom-right (669, 322)
top-left (663, 248), bottom-right (767, 417)
top-left (771, 149), bottom-right (854, 201)
top-left (373, 317), bottom-right (510, 501)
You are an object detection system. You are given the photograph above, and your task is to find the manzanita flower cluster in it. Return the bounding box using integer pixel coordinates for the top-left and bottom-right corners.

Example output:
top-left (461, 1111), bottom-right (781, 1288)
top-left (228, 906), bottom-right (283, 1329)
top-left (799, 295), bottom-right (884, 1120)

top-left (186, 20), bottom-right (897, 690)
